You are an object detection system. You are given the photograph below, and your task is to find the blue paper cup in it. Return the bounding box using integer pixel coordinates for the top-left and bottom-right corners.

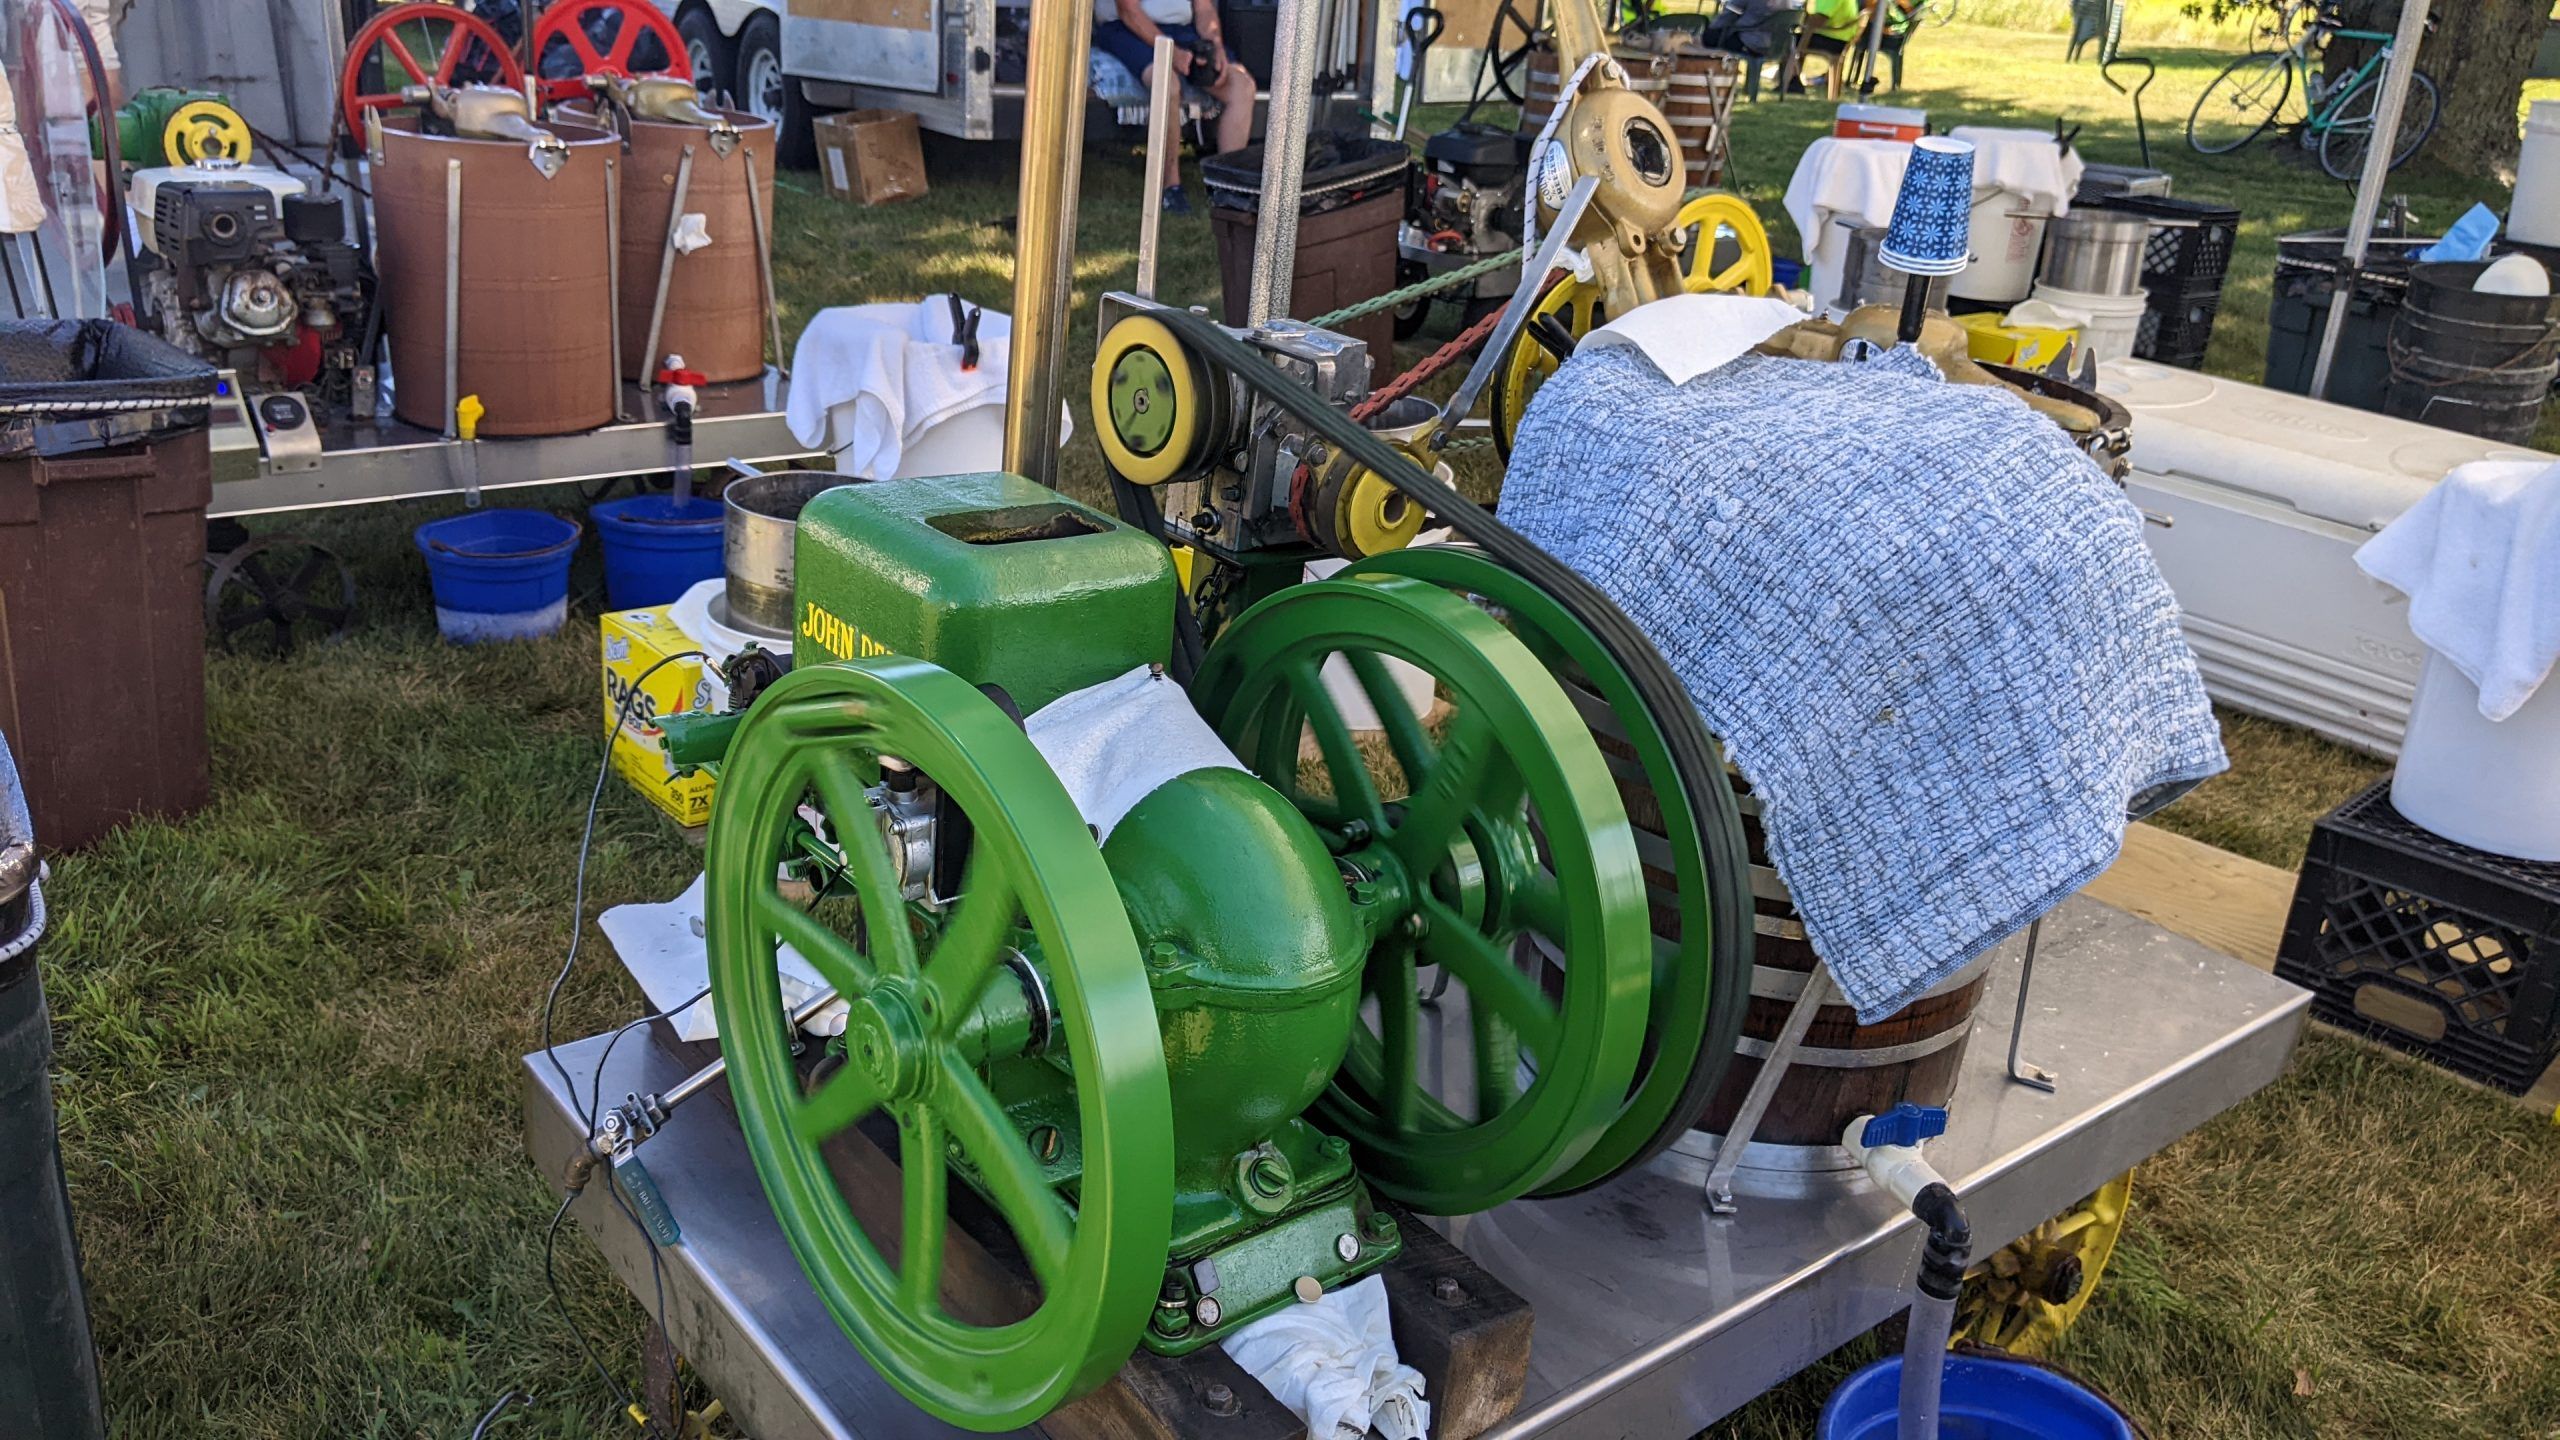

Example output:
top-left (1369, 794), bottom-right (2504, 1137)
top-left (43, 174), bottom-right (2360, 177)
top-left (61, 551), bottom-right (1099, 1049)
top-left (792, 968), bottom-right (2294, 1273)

top-left (1879, 136), bottom-right (1978, 277)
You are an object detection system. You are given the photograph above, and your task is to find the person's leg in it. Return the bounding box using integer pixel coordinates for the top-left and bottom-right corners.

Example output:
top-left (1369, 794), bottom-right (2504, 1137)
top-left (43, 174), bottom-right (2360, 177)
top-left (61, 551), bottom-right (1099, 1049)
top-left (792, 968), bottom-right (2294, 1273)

top-left (1093, 20), bottom-right (1183, 191)
top-left (1213, 60), bottom-right (1255, 156)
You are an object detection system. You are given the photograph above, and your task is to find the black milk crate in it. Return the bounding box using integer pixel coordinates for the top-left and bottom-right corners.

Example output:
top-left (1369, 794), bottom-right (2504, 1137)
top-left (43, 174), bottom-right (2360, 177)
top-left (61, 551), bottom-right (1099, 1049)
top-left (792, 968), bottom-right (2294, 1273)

top-left (2094, 194), bottom-right (2241, 290)
top-left (2135, 282), bottom-right (2222, 368)
top-left (2276, 781), bottom-right (2560, 1094)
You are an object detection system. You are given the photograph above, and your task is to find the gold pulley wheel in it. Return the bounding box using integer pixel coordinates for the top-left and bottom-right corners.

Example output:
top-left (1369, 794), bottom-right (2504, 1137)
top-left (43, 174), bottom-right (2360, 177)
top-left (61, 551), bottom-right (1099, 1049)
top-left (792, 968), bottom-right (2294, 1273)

top-left (1673, 193), bottom-right (1774, 297)
top-left (1092, 312), bottom-right (1213, 486)
top-left (164, 100), bottom-right (254, 165)
top-left (1489, 276), bottom-right (1604, 461)
top-left (1955, 1170), bottom-right (2135, 1355)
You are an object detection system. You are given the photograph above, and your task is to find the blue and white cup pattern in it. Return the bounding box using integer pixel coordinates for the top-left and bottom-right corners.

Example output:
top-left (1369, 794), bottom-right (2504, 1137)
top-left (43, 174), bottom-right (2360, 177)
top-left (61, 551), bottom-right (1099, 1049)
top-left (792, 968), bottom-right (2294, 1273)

top-left (1878, 136), bottom-right (1977, 278)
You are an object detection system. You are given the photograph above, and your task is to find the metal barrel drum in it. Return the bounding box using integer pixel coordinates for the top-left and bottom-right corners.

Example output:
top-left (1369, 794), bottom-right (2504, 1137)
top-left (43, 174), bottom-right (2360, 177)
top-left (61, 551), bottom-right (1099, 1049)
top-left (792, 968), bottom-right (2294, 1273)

top-left (373, 117), bottom-right (619, 436)
top-left (1519, 44), bottom-right (1672, 135)
top-left (1691, 797), bottom-right (1993, 1152)
top-left (1659, 49), bottom-right (1741, 191)
top-left (563, 106), bottom-right (777, 382)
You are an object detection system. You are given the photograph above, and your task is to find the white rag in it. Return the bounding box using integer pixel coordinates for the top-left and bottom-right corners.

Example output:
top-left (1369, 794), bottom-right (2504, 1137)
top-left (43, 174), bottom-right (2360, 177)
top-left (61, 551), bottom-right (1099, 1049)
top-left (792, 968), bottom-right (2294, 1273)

top-left (1220, 1276), bottom-right (1429, 1440)
top-left (784, 297), bottom-right (1072, 478)
top-left (1022, 665), bottom-right (1247, 840)
top-left (599, 873), bottom-right (851, 1042)
top-left (0, 68), bottom-right (51, 233)
top-left (1783, 130), bottom-right (2083, 311)
top-left (2356, 457), bottom-right (2560, 721)
top-left (1580, 291), bottom-right (1809, 385)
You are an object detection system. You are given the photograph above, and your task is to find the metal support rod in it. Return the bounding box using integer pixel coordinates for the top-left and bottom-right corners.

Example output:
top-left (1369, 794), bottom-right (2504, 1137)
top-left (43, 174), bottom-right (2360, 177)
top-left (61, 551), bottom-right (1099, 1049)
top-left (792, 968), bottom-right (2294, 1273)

top-left (2310, 0), bottom-right (2432, 400)
top-left (1428, 175), bottom-right (1600, 451)
top-left (604, 156), bottom-right (627, 423)
top-left (442, 157), bottom-right (462, 440)
top-left (643, 986), bottom-right (844, 1130)
top-left (2006, 919), bottom-right (2058, 1092)
top-left (1135, 34), bottom-right (1178, 301)
top-left (742, 149), bottom-right (786, 379)
top-left (1860, 0), bottom-right (1890, 96)
top-left (1247, 0), bottom-right (1329, 325)
top-left (641, 145), bottom-right (699, 422)
top-left (1705, 961), bottom-right (1835, 1215)
top-left (1002, 0), bottom-right (1094, 485)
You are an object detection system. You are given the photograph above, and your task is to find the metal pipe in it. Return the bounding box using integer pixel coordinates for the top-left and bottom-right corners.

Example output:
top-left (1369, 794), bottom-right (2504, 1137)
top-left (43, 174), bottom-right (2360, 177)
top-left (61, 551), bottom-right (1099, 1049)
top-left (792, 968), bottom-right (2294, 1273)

top-left (1247, 0), bottom-right (1329, 325)
top-left (442, 157), bottom-right (462, 440)
top-left (1002, 0), bottom-right (1095, 485)
top-left (1136, 34), bottom-right (1178, 300)
top-left (1861, 0), bottom-right (1891, 96)
top-left (604, 156), bottom-right (627, 423)
top-left (742, 149), bottom-right (786, 379)
top-left (2311, 0), bottom-right (2432, 400)
top-left (652, 985), bottom-right (842, 1120)
top-left (641, 144), bottom-right (699, 421)
top-left (1703, 958), bottom-right (1834, 1215)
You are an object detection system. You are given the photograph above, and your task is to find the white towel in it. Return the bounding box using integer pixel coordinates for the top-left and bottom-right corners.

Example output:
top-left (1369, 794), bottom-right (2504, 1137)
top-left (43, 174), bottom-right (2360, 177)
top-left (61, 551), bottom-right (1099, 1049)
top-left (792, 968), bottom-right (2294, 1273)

top-left (1945, 125), bottom-right (2085, 213)
top-left (1022, 665), bottom-right (1248, 841)
top-left (1221, 1276), bottom-right (1429, 1440)
top-left (1581, 292), bottom-right (1808, 385)
top-left (2356, 457), bottom-right (2560, 721)
top-left (784, 298), bottom-right (1073, 478)
top-left (599, 873), bottom-right (851, 1042)
top-left (1783, 130), bottom-right (2083, 310)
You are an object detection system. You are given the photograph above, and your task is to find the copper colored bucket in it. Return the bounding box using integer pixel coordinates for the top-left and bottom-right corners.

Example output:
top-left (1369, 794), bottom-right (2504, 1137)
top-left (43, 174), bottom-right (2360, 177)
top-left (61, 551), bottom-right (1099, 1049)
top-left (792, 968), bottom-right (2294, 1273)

top-left (374, 117), bottom-right (619, 437)
top-left (563, 106), bottom-right (777, 382)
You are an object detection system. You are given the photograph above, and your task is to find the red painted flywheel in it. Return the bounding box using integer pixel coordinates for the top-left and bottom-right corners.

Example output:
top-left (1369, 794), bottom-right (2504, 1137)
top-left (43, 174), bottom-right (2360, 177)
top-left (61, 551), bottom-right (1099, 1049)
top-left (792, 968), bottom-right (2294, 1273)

top-left (529, 0), bottom-right (692, 104)
top-left (338, 2), bottom-right (527, 134)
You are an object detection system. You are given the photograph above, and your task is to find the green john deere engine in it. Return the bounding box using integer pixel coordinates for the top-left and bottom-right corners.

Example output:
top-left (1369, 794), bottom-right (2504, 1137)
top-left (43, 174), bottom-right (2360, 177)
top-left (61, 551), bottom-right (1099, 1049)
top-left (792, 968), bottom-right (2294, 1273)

top-left (670, 468), bottom-right (1738, 1429)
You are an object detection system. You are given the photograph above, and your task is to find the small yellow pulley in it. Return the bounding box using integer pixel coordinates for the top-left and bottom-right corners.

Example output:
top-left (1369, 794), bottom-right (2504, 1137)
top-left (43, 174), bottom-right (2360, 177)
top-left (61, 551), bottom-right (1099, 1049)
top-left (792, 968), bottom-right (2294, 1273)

top-left (1092, 312), bottom-right (1210, 486)
top-left (164, 99), bottom-right (254, 165)
top-left (1955, 1169), bottom-right (2135, 1355)
top-left (1673, 193), bottom-right (1775, 297)
top-left (1490, 276), bottom-right (1606, 460)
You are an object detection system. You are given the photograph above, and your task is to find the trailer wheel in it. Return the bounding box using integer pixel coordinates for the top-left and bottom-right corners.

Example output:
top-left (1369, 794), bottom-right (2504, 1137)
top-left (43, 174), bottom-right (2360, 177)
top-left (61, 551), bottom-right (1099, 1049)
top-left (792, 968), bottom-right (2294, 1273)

top-left (677, 6), bottom-right (735, 107)
top-left (736, 13), bottom-right (817, 169)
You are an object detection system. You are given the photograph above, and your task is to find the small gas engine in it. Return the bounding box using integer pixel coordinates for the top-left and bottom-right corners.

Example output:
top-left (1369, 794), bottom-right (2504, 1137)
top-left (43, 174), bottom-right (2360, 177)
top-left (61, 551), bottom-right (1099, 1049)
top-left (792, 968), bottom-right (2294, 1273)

top-left (125, 160), bottom-right (371, 399)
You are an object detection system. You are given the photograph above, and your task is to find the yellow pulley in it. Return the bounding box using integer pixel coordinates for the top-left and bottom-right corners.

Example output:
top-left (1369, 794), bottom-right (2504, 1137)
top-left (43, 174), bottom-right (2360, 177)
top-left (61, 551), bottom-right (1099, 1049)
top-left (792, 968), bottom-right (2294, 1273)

top-left (1092, 311), bottom-right (1211, 486)
top-left (1490, 276), bottom-right (1606, 460)
top-left (1954, 1169), bottom-right (2135, 1355)
top-left (164, 100), bottom-right (254, 165)
top-left (1673, 193), bottom-right (1775, 297)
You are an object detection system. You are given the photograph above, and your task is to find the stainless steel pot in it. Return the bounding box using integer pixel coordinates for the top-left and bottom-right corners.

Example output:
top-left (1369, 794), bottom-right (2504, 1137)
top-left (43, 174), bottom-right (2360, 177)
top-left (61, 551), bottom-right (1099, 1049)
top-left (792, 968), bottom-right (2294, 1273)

top-left (2038, 211), bottom-right (2152, 297)
top-left (722, 470), bottom-right (847, 638)
top-left (1838, 223), bottom-right (1952, 313)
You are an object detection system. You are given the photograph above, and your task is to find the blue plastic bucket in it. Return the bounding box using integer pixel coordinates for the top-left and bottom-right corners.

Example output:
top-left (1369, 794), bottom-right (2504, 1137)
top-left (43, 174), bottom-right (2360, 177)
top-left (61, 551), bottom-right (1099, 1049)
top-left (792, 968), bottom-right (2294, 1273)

top-left (590, 494), bottom-right (726, 609)
top-left (412, 508), bottom-right (583, 644)
top-left (1819, 1355), bottom-right (2138, 1440)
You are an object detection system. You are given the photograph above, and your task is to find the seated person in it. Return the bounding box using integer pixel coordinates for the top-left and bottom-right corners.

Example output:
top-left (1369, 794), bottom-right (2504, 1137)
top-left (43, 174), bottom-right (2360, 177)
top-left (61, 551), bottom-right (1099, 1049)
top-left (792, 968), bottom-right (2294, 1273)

top-left (1795, 0), bottom-right (1918, 88)
top-left (1092, 0), bottom-right (1258, 214)
top-left (1700, 0), bottom-right (1793, 58)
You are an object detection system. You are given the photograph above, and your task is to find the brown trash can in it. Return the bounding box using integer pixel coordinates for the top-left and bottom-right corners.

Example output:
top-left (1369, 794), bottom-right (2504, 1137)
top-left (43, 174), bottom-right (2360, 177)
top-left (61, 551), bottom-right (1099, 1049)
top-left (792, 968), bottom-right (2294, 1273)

top-left (1204, 132), bottom-right (1411, 361)
top-left (0, 321), bottom-right (218, 850)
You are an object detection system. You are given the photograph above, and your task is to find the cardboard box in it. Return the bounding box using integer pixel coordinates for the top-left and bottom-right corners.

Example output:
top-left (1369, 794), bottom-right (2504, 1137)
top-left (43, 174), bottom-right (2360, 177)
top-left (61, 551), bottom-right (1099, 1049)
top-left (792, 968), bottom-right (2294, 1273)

top-left (1956, 311), bottom-right (2078, 371)
top-left (815, 108), bottom-right (928, 205)
top-left (601, 607), bottom-right (719, 828)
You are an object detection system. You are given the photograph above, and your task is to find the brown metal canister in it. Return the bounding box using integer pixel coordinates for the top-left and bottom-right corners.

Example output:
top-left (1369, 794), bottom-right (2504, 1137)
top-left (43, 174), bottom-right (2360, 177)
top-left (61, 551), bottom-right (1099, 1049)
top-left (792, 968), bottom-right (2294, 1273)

top-left (564, 107), bottom-right (777, 382)
top-left (373, 117), bottom-right (619, 436)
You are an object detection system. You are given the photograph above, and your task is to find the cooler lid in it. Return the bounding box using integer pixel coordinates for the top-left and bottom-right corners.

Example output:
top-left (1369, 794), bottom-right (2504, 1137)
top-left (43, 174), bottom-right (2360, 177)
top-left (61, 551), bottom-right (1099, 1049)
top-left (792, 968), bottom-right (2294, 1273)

top-left (2096, 358), bottom-right (2551, 531)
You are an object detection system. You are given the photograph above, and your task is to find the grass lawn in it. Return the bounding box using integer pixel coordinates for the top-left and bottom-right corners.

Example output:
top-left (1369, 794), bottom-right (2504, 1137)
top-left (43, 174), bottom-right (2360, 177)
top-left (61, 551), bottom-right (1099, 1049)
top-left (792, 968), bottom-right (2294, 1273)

top-left (39, 12), bottom-right (2560, 1439)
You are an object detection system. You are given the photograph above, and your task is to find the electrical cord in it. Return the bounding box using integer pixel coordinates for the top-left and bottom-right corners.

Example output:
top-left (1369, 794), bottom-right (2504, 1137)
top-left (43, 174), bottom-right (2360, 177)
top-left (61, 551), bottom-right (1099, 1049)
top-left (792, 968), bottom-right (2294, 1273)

top-left (543, 1188), bottom-right (650, 1430)
top-left (466, 1391), bottom-right (529, 1439)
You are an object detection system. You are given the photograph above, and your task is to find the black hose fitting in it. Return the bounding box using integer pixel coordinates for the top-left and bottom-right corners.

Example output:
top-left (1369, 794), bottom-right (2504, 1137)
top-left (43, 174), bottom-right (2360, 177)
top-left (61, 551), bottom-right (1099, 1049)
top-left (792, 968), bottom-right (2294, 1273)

top-left (1911, 1180), bottom-right (1971, 1301)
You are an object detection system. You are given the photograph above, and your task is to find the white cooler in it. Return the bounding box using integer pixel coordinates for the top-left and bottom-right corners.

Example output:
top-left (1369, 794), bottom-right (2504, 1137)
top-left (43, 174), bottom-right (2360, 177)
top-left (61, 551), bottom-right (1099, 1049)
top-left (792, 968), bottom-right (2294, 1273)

top-left (2098, 359), bottom-right (2552, 757)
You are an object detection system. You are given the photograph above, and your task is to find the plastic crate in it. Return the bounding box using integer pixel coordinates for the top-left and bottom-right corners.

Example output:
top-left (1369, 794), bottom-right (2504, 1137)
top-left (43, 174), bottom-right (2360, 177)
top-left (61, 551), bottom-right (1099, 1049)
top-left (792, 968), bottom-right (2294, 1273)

top-left (2134, 283), bottom-right (2222, 368)
top-left (2276, 781), bottom-right (2560, 1094)
top-left (2093, 195), bottom-right (2241, 290)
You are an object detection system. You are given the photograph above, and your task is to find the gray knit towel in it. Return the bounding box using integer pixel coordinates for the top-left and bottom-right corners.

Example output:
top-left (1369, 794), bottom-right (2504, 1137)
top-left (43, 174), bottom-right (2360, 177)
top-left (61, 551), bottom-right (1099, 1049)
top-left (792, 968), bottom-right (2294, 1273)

top-left (1500, 343), bottom-right (2227, 1021)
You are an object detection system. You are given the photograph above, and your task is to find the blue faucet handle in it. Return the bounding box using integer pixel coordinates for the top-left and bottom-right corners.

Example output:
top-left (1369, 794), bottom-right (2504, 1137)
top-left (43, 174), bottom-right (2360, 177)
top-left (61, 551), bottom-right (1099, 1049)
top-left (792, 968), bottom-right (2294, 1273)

top-left (1861, 1103), bottom-right (1949, 1150)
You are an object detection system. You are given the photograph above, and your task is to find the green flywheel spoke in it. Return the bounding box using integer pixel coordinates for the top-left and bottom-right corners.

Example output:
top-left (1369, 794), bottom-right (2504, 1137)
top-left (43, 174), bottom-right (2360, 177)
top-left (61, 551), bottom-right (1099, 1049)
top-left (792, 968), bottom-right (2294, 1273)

top-left (705, 658), bottom-right (1173, 1430)
top-left (1511, 870), bottom-right (1568, 939)
top-left (808, 753), bottom-right (921, 979)
top-left (754, 885), bottom-right (875, 996)
top-left (1419, 901), bottom-right (1560, 1057)
top-left (797, 1064), bottom-right (886, 1143)
top-left (936, 1054), bottom-right (1074, 1286)
top-left (900, 1106), bottom-right (948, 1311)
top-left (924, 858), bottom-right (1018, 1019)
top-left (1195, 573), bottom-right (1651, 1213)
top-left (1281, 659), bottom-right (1387, 829)
top-left (1344, 649), bottom-right (1434, 785)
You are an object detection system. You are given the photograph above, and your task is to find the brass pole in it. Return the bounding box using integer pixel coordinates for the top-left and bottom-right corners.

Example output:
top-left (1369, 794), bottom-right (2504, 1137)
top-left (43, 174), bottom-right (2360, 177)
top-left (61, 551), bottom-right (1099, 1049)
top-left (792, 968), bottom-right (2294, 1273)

top-left (1002, 0), bottom-right (1096, 485)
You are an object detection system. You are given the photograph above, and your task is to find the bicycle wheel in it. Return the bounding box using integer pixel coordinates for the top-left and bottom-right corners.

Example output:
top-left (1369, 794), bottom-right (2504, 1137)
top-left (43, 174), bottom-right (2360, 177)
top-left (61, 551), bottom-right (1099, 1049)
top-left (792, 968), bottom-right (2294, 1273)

top-left (2318, 70), bottom-right (2440, 181)
top-left (2186, 50), bottom-right (2293, 155)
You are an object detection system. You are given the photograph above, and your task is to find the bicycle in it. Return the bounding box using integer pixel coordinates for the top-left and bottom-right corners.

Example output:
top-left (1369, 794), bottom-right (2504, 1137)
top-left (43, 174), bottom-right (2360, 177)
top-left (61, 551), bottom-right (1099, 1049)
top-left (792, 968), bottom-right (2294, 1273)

top-left (2185, 0), bottom-right (2437, 181)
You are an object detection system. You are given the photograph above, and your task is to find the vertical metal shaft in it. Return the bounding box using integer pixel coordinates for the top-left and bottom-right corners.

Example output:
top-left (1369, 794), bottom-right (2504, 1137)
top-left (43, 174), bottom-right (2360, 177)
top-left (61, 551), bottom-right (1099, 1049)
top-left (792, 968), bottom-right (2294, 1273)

top-left (604, 156), bottom-right (627, 423)
top-left (1136, 34), bottom-right (1178, 301)
top-left (442, 158), bottom-right (462, 439)
top-left (742, 150), bottom-right (786, 378)
top-left (2311, 0), bottom-right (2431, 400)
top-left (1002, 0), bottom-right (1095, 485)
top-left (641, 145), bottom-right (699, 421)
top-left (1247, 0), bottom-right (1328, 325)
